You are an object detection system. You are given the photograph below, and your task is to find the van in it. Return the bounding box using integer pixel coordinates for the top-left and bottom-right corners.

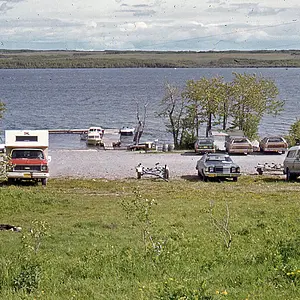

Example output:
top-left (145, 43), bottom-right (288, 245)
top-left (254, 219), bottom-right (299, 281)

top-left (283, 145), bottom-right (300, 181)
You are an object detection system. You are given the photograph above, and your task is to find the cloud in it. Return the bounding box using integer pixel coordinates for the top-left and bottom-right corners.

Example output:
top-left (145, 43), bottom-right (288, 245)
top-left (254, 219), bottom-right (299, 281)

top-left (248, 6), bottom-right (285, 16)
top-left (0, 0), bottom-right (25, 13)
top-left (119, 21), bottom-right (149, 32)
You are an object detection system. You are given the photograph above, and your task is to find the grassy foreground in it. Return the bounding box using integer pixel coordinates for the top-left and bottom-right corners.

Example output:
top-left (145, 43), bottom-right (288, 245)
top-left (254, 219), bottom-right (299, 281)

top-left (0, 176), bottom-right (300, 299)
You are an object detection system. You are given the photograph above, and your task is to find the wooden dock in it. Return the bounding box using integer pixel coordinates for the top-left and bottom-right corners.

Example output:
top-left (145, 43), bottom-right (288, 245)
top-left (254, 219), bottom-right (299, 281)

top-left (49, 129), bottom-right (88, 134)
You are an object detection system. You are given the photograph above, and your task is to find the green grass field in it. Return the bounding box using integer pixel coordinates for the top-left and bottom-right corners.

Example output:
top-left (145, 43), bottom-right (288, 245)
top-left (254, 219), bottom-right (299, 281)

top-left (0, 176), bottom-right (300, 299)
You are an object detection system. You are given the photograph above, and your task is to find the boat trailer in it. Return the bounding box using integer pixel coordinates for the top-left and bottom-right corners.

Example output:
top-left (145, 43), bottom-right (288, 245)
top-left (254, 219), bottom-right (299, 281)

top-left (255, 162), bottom-right (284, 175)
top-left (135, 162), bottom-right (170, 181)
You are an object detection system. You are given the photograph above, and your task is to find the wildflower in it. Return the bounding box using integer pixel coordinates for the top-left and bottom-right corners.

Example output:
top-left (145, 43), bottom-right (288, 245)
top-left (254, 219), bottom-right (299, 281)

top-left (221, 290), bottom-right (228, 295)
top-left (216, 290), bottom-right (220, 294)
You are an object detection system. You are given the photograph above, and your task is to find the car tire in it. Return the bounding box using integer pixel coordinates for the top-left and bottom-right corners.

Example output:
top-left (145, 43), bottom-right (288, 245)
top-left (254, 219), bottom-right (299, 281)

top-left (203, 175), bottom-right (209, 182)
top-left (41, 178), bottom-right (47, 186)
top-left (286, 169), bottom-right (296, 181)
top-left (233, 177), bottom-right (238, 182)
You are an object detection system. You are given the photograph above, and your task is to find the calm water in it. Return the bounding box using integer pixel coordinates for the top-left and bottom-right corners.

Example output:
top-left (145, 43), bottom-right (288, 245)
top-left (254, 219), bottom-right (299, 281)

top-left (1, 68), bottom-right (299, 149)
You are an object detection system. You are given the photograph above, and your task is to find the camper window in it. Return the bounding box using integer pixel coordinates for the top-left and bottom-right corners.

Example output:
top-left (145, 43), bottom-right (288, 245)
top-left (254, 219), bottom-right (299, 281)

top-left (16, 136), bottom-right (38, 142)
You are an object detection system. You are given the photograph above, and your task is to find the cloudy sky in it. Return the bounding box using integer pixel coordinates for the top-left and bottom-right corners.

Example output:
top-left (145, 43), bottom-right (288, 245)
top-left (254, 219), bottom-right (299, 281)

top-left (0, 0), bottom-right (299, 51)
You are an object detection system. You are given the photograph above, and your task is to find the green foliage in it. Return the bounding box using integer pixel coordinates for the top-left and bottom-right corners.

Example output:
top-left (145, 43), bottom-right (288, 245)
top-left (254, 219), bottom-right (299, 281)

top-left (158, 73), bottom-right (283, 145)
top-left (230, 72), bottom-right (283, 139)
top-left (0, 178), bottom-right (300, 299)
top-left (285, 119), bottom-right (300, 146)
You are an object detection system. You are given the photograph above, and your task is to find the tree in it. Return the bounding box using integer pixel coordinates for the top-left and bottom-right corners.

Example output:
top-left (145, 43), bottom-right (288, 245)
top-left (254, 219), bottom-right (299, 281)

top-left (285, 119), bottom-right (300, 146)
top-left (230, 73), bottom-right (283, 140)
top-left (157, 82), bottom-right (187, 149)
top-left (183, 76), bottom-right (227, 137)
top-left (158, 73), bottom-right (284, 149)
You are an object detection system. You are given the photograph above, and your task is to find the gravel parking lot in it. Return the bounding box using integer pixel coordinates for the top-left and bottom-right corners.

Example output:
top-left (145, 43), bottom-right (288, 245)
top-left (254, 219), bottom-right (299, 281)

top-left (49, 149), bottom-right (286, 180)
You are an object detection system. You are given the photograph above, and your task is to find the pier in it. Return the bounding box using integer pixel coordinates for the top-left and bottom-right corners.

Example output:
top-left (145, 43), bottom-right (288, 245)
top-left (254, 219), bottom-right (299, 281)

top-left (49, 129), bottom-right (88, 134)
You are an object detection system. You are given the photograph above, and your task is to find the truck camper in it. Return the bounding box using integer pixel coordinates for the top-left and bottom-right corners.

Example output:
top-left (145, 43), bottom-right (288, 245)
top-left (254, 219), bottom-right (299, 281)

top-left (5, 130), bottom-right (50, 185)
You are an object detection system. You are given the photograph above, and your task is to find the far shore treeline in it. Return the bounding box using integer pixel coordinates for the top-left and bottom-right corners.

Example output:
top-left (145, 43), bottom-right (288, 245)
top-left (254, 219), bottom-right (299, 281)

top-left (1, 49), bottom-right (300, 69)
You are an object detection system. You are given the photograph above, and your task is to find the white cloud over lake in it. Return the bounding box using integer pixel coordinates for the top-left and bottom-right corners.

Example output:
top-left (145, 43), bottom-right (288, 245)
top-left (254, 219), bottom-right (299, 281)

top-left (0, 0), bottom-right (299, 50)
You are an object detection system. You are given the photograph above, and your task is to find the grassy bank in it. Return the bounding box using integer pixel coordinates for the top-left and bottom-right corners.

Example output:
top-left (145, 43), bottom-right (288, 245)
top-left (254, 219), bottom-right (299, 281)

top-left (0, 176), bottom-right (300, 299)
top-left (1, 50), bottom-right (300, 68)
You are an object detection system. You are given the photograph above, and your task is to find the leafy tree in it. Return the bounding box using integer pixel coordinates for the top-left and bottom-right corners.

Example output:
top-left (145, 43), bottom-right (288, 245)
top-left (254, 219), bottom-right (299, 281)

top-left (183, 76), bottom-right (226, 137)
top-left (285, 119), bottom-right (300, 146)
top-left (230, 72), bottom-right (283, 139)
top-left (158, 73), bottom-right (283, 148)
top-left (157, 82), bottom-right (187, 149)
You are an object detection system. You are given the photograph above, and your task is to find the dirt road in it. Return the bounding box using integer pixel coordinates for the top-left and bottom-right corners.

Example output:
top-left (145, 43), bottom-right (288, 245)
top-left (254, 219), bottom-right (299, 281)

top-left (49, 149), bottom-right (286, 180)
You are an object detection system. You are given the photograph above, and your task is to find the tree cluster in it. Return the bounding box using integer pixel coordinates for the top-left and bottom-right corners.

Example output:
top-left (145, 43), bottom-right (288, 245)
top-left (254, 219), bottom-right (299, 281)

top-left (158, 72), bottom-right (284, 149)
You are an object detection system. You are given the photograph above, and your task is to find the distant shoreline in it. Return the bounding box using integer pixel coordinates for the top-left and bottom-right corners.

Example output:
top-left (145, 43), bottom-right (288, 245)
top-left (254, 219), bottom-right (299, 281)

top-left (1, 49), bottom-right (300, 69)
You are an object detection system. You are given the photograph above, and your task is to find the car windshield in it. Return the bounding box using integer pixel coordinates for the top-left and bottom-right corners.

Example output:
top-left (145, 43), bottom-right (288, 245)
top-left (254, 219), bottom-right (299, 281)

top-left (206, 155), bottom-right (232, 162)
top-left (233, 138), bottom-right (248, 143)
top-left (268, 137), bottom-right (283, 142)
top-left (197, 139), bottom-right (213, 144)
top-left (11, 150), bottom-right (44, 159)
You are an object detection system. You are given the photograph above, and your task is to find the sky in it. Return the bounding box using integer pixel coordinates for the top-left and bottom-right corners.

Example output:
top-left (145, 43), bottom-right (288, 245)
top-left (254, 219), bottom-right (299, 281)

top-left (0, 0), bottom-right (299, 51)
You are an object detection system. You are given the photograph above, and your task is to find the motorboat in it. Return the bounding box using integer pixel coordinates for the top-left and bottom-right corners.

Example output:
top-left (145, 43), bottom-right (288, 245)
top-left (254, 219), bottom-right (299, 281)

top-left (80, 126), bottom-right (104, 140)
top-left (119, 126), bottom-right (135, 136)
top-left (86, 132), bottom-right (103, 146)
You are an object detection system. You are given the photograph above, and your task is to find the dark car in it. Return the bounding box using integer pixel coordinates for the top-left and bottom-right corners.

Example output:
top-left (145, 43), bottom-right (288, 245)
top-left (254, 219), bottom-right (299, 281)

top-left (194, 137), bottom-right (215, 154)
top-left (196, 153), bottom-right (241, 181)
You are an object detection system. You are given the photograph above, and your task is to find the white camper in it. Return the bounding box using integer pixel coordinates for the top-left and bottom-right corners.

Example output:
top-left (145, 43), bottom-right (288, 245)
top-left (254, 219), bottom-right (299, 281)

top-left (5, 130), bottom-right (50, 185)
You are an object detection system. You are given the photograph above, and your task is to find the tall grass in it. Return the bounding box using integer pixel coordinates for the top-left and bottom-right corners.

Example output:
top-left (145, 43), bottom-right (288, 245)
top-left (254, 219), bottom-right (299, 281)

top-left (0, 176), bottom-right (299, 299)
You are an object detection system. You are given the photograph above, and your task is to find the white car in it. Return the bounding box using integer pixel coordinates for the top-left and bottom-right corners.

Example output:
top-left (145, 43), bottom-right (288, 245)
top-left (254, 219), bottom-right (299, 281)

top-left (283, 145), bottom-right (300, 181)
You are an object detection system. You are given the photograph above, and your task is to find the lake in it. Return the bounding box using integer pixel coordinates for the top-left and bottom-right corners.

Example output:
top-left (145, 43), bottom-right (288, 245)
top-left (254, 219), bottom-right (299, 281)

top-left (1, 68), bottom-right (299, 149)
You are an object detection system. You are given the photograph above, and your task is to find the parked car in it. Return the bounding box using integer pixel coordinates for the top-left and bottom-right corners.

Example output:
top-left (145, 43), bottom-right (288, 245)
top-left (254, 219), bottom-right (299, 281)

top-left (283, 145), bottom-right (300, 181)
top-left (259, 136), bottom-right (288, 154)
top-left (225, 136), bottom-right (253, 155)
top-left (196, 153), bottom-right (241, 181)
top-left (194, 137), bottom-right (215, 154)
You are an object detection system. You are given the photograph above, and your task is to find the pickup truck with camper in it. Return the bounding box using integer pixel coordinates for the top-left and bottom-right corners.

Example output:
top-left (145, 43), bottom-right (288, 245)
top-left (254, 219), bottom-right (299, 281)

top-left (5, 130), bottom-right (50, 185)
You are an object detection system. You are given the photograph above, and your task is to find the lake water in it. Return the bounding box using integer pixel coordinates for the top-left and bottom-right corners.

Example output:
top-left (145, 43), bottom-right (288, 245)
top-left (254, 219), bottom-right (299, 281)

top-left (1, 67), bottom-right (299, 149)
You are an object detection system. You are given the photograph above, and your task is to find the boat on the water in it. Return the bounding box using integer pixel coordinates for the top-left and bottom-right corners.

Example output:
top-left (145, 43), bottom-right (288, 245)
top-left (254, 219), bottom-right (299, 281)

top-left (80, 126), bottom-right (104, 140)
top-left (86, 132), bottom-right (103, 146)
top-left (119, 126), bottom-right (135, 136)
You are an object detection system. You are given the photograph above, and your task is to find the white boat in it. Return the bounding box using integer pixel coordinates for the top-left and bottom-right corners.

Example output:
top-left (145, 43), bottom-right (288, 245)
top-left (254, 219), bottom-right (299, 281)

top-left (86, 132), bottom-right (103, 146)
top-left (81, 126), bottom-right (104, 140)
top-left (119, 126), bottom-right (135, 136)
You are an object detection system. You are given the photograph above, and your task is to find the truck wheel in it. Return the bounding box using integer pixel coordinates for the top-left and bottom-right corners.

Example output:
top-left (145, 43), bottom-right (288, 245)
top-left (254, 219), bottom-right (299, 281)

top-left (137, 172), bottom-right (142, 179)
top-left (233, 177), bottom-right (238, 182)
top-left (41, 178), bottom-right (47, 186)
